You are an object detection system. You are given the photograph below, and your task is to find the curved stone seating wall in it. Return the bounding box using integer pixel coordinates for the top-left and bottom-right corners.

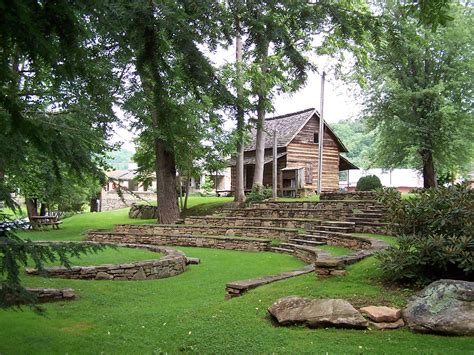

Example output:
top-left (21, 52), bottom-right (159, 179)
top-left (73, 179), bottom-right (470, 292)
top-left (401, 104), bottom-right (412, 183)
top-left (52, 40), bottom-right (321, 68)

top-left (4, 288), bottom-right (76, 305)
top-left (88, 232), bottom-right (271, 252)
top-left (185, 216), bottom-right (321, 231)
top-left (113, 224), bottom-right (298, 241)
top-left (26, 244), bottom-right (187, 281)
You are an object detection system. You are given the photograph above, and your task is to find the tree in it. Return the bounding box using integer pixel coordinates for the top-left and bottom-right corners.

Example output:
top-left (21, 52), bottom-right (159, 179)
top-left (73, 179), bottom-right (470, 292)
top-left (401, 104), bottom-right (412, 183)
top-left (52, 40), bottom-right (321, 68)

top-left (360, 3), bottom-right (474, 187)
top-left (331, 118), bottom-right (375, 169)
top-left (0, 1), bottom-right (117, 308)
top-left (100, 1), bottom-right (232, 223)
top-left (232, 1), bottom-right (380, 188)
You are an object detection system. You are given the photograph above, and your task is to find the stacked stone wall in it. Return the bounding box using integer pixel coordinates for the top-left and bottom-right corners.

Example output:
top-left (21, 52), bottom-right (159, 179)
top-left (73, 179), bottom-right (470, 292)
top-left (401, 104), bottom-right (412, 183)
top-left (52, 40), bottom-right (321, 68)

top-left (100, 191), bottom-right (156, 211)
top-left (88, 232), bottom-right (271, 252)
top-left (185, 216), bottom-right (321, 231)
top-left (250, 200), bottom-right (382, 211)
top-left (320, 191), bottom-right (378, 201)
top-left (4, 288), bottom-right (76, 305)
top-left (325, 234), bottom-right (372, 250)
top-left (113, 224), bottom-right (298, 241)
top-left (26, 244), bottom-right (187, 281)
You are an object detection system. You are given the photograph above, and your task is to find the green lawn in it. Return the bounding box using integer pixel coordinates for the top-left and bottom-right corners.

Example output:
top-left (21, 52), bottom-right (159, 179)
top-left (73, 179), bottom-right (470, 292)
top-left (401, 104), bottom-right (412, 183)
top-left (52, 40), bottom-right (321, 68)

top-left (41, 247), bottom-right (162, 267)
top-left (2, 198), bottom-right (472, 354)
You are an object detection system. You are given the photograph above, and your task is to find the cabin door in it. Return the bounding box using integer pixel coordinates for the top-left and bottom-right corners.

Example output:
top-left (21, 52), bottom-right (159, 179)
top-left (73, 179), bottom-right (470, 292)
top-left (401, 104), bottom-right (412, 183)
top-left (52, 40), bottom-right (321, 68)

top-left (245, 165), bottom-right (254, 191)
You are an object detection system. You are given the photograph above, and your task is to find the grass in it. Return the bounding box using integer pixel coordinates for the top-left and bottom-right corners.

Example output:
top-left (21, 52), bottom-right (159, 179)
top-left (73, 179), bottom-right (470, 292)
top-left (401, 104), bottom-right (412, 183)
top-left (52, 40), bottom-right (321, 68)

top-left (2, 197), bottom-right (472, 354)
top-left (353, 232), bottom-right (398, 246)
top-left (41, 247), bottom-right (162, 267)
top-left (317, 244), bottom-right (353, 256)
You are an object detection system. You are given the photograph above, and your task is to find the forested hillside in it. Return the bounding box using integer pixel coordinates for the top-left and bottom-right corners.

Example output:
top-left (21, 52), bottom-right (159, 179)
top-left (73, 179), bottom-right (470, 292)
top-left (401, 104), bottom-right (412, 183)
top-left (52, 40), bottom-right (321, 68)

top-left (106, 148), bottom-right (134, 170)
top-left (330, 119), bottom-right (375, 169)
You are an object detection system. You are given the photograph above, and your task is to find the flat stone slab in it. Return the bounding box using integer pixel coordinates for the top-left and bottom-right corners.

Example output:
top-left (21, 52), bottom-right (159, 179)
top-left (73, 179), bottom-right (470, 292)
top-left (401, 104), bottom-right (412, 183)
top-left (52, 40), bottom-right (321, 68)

top-left (226, 265), bottom-right (315, 291)
top-left (403, 279), bottom-right (474, 336)
top-left (268, 297), bottom-right (368, 329)
top-left (360, 306), bottom-right (401, 322)
top-left (370, 319), bottom-right (405, 330)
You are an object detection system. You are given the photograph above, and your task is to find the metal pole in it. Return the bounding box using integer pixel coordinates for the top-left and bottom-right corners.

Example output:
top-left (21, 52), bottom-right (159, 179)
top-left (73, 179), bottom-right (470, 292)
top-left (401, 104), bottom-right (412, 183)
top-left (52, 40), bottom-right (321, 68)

top-left (272, 129), bottom-right (277, 199)
top-left (317, 71), bottom-right (326, 195)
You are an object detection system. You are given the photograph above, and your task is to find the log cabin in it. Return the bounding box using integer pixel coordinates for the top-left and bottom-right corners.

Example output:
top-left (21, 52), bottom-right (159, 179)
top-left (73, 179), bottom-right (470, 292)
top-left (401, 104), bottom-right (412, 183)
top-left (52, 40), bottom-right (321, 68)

top-left (229, 108), bottom-right (358, 196)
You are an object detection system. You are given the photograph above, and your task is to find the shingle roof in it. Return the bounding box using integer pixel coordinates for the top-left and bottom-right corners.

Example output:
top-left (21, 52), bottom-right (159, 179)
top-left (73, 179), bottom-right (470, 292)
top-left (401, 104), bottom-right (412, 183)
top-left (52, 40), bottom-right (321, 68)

top-left (244, 108), bottom-right (348, 152)
top-left (228, 152), bottom-right (287, 167)
top-left (106, 170), bottom-right (136, 180)
top-left (245, 108), bottom-right (315, 151)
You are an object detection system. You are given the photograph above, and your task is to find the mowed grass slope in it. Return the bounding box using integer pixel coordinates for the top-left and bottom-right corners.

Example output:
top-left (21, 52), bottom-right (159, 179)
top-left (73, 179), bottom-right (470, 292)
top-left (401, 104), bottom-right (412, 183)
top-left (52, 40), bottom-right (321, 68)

top-left (2, 196), bottom-right (472, 354)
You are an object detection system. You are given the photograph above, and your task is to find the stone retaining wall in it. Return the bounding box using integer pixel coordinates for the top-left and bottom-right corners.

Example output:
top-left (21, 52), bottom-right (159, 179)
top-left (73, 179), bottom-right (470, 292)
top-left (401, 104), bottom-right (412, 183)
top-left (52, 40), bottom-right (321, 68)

top-left (324, 233), bottom-right (373, 249)
top-left (320, 191), bottom-right (378, 201)
top-left (113, 224), bottom-right (298, 241)
top-left (250, 200), bottom-right (383, 211)
top-left (185, 216), bottom-right (321, 231)
top-left (4, 288), bottom-right (76, 305)
top-left (354, 222), bottom-right (393, 235)
top-left (315, 236), bottom-right (388, 277)
top-left (222, 208), bottom-right (355, 221)
top-left (100, 191), bottom-right (156, 211)
top-left (88, 232), bottom-right (271, 252)
top-left (26, 244), bottom-right (187, 281)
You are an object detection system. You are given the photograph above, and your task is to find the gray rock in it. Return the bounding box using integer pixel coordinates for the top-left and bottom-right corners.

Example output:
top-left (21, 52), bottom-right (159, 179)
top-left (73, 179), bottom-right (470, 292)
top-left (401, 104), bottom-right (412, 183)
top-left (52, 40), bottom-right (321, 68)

top-left (132, 267), bottom-right (147, 280)
top-left (403, 279), bottom-right (474, 336)
top-left (128, 204), bottom-right (158, 219)
top-left (95, 272), bottom-right (113, 280)
top-left (268, 296), bottom-right (368, 329)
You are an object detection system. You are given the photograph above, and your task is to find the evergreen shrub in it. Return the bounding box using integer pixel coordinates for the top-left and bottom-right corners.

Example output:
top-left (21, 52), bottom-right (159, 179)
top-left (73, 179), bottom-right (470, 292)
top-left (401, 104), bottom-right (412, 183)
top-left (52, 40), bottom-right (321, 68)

top-left (356, 175), bottom-right (382, 191)
top-left (376, 184), bottom-right (474, 284)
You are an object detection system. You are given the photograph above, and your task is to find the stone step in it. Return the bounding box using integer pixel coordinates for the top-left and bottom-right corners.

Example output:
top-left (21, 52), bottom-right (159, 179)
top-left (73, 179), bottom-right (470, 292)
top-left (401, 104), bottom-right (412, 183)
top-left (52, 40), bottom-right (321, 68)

top-left (300, 234), bottom-right (329, 242)
top-left (320, 220), bottom-right (356, 227)
top-left (314, 225), bottom-right (355, 233)
top-left (280, 242), bottom-right (320, 251)
top-left (270, 246), bottom-right (295, 254)
top-left (348, 217), bottom-right (386, 224)
top-left (289, 238), bottom-right (327, 246)
top-left (306, 230), bottom-right (355, 239)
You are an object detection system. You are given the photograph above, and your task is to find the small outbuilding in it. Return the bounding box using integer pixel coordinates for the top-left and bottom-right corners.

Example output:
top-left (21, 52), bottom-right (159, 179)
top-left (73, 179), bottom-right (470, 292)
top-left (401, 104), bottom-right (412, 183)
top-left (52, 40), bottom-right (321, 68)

top-left (229, 108), bottom-right (357, 196)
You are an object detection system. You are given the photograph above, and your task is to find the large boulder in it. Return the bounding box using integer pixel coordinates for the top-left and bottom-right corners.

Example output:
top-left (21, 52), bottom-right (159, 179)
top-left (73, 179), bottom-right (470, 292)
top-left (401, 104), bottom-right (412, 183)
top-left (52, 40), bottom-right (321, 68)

top-left (403, 279), bottom-right (474, 336)
top-left (268, 296), bottom-right (368, 329)
top-left (128, 204), bottom-right (158, 219)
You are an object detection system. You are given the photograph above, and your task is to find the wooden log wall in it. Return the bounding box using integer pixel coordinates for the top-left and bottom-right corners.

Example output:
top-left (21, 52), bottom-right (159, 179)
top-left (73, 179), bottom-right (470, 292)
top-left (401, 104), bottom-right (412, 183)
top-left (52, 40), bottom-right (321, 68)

top-left (287, 115), bottom-right (340, 192)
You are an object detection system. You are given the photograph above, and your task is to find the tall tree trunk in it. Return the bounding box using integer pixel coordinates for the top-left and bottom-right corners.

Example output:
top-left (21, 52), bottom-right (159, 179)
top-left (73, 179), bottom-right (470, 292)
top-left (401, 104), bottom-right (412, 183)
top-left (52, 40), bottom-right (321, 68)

top-left (234, 24), bottom-right (246, 204)
top-left (253, 44), bottom-right (269, 188)
top-left (39, 203), bottom-right (46, 216)
top-left (25, 198), bottom-right (38, 219)
top-left (178, 173), bottom-right (183, 212)
top-left (421, 149), bottom-right (437, 188)
top-left (184, 176), bottom-right (190, 211)
top-left (154, 137), bottom-right (179, 224)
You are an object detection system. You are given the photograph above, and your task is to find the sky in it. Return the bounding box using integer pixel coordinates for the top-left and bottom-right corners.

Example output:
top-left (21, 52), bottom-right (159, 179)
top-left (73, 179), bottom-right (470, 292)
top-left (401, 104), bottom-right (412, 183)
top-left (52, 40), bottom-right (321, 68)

top-left (110, 47), bottom-right (363, 152)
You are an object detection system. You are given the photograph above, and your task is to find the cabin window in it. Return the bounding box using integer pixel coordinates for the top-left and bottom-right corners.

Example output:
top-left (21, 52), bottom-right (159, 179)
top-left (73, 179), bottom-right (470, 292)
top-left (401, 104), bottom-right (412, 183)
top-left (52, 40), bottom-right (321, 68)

top-left (313, 132), bottom-right (318, 144)
top-left (305, 162), bottom-right (312, 184)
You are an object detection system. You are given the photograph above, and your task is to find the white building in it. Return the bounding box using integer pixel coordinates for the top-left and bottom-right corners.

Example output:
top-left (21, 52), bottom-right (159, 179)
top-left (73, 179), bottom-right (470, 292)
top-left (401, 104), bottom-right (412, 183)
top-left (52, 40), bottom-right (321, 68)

top-left (340, 168), bottom-right (424, 193)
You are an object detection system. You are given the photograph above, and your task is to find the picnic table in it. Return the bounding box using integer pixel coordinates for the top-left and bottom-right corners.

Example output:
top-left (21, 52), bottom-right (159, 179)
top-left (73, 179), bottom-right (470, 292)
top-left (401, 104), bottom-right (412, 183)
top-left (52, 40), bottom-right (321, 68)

top-left (29, 215), bottom-right (63, 230)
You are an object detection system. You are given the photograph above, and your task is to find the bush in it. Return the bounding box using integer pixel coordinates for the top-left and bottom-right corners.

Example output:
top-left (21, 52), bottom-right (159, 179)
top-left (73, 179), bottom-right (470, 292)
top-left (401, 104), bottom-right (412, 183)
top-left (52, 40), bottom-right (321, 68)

top-left (356, 175), bottom-right (382, 191)
top-left (245, 185), bottom-right (273, 206)
top-left (376, 184), bottom-right (474, 284)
